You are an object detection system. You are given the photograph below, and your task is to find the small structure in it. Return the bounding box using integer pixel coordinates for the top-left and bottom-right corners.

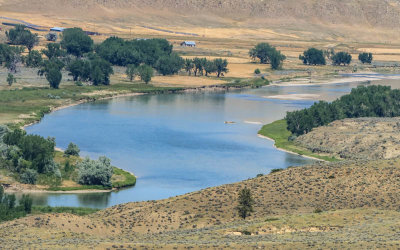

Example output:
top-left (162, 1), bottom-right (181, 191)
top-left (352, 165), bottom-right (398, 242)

top-left (50, 27), bottom-right (65, 32)
top-left (181, 41), bottom-right (196, 47)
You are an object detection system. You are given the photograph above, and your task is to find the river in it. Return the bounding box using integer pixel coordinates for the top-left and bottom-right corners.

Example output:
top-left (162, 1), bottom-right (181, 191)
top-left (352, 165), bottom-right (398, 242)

top-left (24, 76), bottom-right (392, 208)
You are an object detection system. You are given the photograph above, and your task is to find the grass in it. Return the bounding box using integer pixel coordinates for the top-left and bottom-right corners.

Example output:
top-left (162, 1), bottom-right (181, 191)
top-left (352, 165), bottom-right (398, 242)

top-left (223, 78), bottom-right (269, 88)
top-left (258, 119), bottom-right (337, 162)
top-left (46, 185), bottom-right (111, 191)
top-left (112, 167), bottom-right (136, 189)
top-left (1, 83), bottom-right (185, 128)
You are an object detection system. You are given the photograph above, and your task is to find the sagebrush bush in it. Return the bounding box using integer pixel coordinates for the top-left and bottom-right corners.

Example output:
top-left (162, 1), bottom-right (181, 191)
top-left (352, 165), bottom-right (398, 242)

top-left (20, 168), bottom-right (38, 184)
top-left (77, 156), bottom-right (113, 187)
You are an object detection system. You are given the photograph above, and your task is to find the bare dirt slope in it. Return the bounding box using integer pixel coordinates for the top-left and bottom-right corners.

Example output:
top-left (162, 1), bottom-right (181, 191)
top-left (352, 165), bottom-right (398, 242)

top-left (1, 157), bottom-right (400, 248)
top-left (296, 117), bottom-right (400, 160)
top-left (2, 0), bottom-right (400, 42)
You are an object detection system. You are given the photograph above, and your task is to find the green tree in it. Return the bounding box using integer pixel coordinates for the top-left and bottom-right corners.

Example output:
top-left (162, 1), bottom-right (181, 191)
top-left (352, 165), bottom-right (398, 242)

top-left (7, 73), bottom-right (16, 86)
top-left (61, 28), bottom-right (94, 57)
top-left (204, 60), bottom-right (217, 76)
top-left (184, 59), bottom-right (194, 76)
top-left (214, 58), bottom-right (229, 77)
top-left (155, 53), bottom-right (184, 75)
top-left (136, 64), bottom-right (154, 84)
top-left (249, 43), bottom-right (286, 69)
top-left (67, 59), bottom-right (90, 81)
top-left (89, 57), bottom-right (113, 85)
top-left (332, 52), bottom-right (352, 66)
top-left (299, 48), bottom-right (326, 65)
top-left (358, 52), bottom-right (373, 64)
top-left (64, 142), bottom-right (80, 157)
top-left (126, 64), bottom-right (137, 81)
top-left (25, 50), bottom-right (43, 67)
top-left (41, 43), bottom-right (66, 59)
top-left (6, 25), bottom-right (38, 52)
top-left (236, 188), bottom-right (254, 219)
top-left (193, 57), bottom-right (203, 76)
top-left (46, 66), bottom-right (62, 89)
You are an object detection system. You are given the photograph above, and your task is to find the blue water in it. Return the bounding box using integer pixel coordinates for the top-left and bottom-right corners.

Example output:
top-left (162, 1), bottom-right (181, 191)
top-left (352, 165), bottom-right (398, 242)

top-left (24, 81), bottom-right (377, 208)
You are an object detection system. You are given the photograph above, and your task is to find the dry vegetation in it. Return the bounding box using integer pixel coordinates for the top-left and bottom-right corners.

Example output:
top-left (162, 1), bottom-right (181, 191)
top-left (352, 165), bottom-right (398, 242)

top-left (2, 156), bottom-right (400, 248)
top-left (297, 117), bottom-right (400, 160)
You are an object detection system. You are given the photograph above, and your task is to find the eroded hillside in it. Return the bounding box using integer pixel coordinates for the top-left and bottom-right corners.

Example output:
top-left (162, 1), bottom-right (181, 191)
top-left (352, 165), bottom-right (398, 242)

top-left (1, 157), bottom-right (400, 248)
top-left (2, 0), bottom-right (400, 42)
top-left (296, 117), bottom-right (400, 160)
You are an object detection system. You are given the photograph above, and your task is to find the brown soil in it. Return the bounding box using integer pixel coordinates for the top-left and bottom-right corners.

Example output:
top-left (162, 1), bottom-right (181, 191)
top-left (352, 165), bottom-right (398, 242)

top-left (296, 117), bottom-right (400, 160)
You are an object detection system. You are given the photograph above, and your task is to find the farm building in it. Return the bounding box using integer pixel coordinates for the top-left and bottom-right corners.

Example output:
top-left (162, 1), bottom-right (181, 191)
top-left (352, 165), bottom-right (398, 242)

top-left (181, 41), bottom-right (196, 47)
top-left (50, 27), bottom-right (65, 32)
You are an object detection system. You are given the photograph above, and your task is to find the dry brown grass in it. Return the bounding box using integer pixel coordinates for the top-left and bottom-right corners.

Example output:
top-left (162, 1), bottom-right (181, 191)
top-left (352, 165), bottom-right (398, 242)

top-left (2, 158), bottom-right (400, 248)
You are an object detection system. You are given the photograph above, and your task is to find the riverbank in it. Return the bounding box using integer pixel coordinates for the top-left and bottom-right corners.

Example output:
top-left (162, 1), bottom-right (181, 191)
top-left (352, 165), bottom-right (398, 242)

top-left (258, 119), bottom-right (337, 162)
top-left (1, 79), bottom-right (267, 194)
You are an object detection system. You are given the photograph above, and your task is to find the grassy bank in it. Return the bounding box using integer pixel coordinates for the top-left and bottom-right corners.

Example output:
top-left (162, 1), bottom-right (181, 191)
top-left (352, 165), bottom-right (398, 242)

top-left (1, 83), bottom-right (184, 128)
top-left (258, 119), bottom-right (337, 162)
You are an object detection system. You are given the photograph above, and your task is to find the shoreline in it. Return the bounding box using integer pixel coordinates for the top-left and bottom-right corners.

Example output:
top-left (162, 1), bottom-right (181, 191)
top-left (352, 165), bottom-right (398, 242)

top-left (270, 72), bottom-right (400, 87)
top-left (257, 134), bottom-right (326, 162)
top-left (12, 83), bottom-right (260, 194)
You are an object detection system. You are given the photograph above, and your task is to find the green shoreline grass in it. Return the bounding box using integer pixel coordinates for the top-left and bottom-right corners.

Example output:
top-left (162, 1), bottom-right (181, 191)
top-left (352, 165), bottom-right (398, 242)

top-left (258, 119), bottom-right (337, 162)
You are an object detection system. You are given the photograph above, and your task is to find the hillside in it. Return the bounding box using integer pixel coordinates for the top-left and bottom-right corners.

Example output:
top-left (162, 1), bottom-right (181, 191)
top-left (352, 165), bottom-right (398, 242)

top-left (2, 0), bottom-right (400, 42)
top-left (296, 117), bottom-right (400, 160)
top-left (1, 157), bottom-right (400, 248)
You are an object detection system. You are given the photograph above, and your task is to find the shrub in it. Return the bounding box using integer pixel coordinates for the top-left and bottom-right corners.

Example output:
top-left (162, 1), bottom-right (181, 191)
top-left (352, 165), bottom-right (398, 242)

top-left (77, 156), bottom-right (113, 187)
top-left (254, 68), bottom-right (261, 74)
top-left (20, 169), bottom-right (38, 184)
top-left (19, 194), bottom-right (32, 213)
top-left (64, 142), bottom-right (80, 157)
top-left (6, 73), bottom-right (16, 87)
top-left (270, 168), bottom-right (283, 174)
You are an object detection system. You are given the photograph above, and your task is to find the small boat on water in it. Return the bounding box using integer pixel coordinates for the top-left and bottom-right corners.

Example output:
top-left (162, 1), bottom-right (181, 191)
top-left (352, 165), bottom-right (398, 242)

top-left (224, 121), bottom-right (236, 124)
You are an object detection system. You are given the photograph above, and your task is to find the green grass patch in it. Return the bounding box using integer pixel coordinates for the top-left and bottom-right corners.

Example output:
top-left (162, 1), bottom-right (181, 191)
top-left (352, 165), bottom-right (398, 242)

top-left (112, 167), bottom-right (136, 189)
top-left (46, 185), bottom-right (111, 191)
top-left (32, 206), bottom-right (99, 216)
top-left (223, 78), bottom-right (269, 88)
top-left (258, 119), bottom-right (337, 162)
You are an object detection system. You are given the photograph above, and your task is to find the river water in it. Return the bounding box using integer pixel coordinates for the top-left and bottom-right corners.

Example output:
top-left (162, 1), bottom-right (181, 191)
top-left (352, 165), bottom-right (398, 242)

top-left (24, 77), bottom-right (391, 208)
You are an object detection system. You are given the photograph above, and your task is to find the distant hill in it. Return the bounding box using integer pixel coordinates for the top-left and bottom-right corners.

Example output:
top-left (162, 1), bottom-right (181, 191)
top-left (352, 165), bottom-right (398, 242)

top-left (2, 0), bottom-right (400, 29)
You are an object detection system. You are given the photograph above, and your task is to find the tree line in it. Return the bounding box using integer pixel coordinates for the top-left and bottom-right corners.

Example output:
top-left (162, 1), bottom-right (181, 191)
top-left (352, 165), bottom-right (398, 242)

top-left (299, 48), bottom-right (373, 66)
top-left (286, 85), bottom-right (400, 135)
top-left (0, 26), bottom-right (230, 88)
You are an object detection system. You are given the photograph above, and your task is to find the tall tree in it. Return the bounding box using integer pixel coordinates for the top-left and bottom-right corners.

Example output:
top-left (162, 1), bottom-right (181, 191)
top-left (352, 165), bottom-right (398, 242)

top-left (214, 58), bottom-right (229, 77)
top-left (184, 59), bottom-right (194, 76)
top-left (299, 48), bottom-right (326, 65)
top-left (249, 43), bottom-right (286, 69)
top-left (61, 28), bottom-right (94, 57)
top-left (126, 64), bottom-right (137, 81)
top-left (136, 64), bottom-right (154, 84)
top-left (236, 188), bottom-right (254, 219)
